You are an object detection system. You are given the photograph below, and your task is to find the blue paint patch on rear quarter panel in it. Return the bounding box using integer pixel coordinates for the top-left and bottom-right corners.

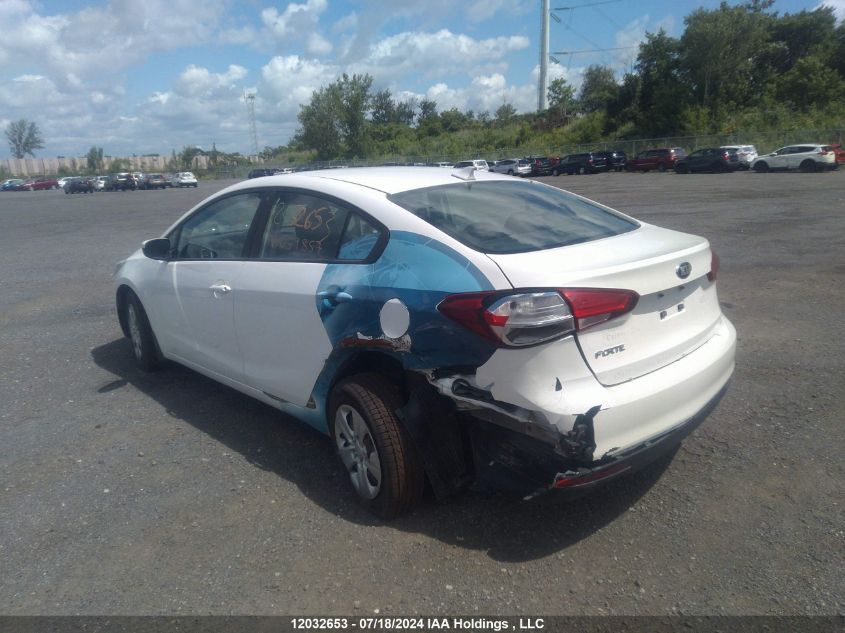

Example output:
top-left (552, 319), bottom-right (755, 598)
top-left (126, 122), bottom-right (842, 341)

top-left (304, 231), bottom-right (503, 430)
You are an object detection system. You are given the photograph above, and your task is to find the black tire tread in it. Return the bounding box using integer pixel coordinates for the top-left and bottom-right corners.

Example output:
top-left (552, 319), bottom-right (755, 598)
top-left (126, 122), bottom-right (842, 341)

top-left (125, 292), bottom-right (161, 372)
top-left (330, 373), bottom-right (424, 519)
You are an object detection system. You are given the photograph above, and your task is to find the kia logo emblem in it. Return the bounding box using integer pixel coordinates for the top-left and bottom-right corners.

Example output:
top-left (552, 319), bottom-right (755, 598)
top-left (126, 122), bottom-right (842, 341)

top-left (676, 262), bottom-right (692, 279)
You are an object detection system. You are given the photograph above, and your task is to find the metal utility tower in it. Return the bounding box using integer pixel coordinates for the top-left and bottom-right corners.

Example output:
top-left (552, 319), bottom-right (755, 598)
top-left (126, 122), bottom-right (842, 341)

top-left (538, 0), bottom-right (550, 111)
top-left (244, 91), bottom-right (259, 157)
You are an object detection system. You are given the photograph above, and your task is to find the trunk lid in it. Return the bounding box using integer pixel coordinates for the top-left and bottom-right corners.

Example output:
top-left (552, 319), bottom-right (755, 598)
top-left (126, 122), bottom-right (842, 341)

top-left (486, 224), bottom-right (722, 385)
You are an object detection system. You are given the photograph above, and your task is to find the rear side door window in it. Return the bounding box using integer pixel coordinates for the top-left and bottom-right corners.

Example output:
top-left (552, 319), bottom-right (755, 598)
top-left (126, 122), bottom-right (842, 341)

top-left (257, 192), bottom-right (384, 262)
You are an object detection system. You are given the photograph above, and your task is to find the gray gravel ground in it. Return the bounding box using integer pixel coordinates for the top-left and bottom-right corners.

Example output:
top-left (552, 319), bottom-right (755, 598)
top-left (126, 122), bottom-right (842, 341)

top-left (0, 171), bottom-right (843, 615)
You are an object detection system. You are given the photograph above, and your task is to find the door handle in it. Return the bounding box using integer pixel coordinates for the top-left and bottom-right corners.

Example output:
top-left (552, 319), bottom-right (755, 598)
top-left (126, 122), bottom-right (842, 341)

top-left (209, 282), bottom-right (231, 295)
top-left (317, 289), bottom-right (353, 305)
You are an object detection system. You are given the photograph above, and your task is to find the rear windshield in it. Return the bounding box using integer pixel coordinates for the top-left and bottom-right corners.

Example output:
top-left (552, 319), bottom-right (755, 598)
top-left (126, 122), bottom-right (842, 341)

top-left (389, 180), bottom-right (638, 254)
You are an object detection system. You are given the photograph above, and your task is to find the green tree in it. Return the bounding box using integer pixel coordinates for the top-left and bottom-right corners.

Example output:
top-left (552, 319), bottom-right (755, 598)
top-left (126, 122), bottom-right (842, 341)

top-left (5, 119), bottom-right (45, 159)
top-left (635, 30), bottom-right (689, 135)
top-left (578, 65), bottom-right (619, 114)
top-left (494, 103), bottom-right (518, 126)
top-left (548, 78), bottom-right (576, 116)
top-left (775, 55), bottom-right (845, 110)
top-left (336, 73), bottom-right (373, 157)
top-left (86, 146), bottom-right (104, 173)
top-left (371, 89), bottom-right (397, 125)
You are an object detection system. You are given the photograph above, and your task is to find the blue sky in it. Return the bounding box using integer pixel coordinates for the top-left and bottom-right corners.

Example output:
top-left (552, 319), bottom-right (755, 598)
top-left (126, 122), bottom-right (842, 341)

top-left (0, 0), bottom-right (841, 158)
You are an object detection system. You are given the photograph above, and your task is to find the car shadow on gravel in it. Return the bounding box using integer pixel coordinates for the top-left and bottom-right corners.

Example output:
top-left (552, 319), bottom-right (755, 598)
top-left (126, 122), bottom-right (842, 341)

top-left (91, 337), bottom-right (672, 563)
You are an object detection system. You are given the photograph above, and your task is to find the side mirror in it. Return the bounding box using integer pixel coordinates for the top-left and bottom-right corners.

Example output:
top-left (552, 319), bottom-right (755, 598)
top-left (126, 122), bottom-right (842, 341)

top-left (142, 237), bottom-right (172, 260)
top-left (770, 152), bottom-right (777, 156)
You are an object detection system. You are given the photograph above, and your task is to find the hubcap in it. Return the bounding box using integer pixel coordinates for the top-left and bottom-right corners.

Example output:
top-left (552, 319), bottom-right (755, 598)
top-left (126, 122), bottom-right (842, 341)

top-left (127, 304), bottom-right (143, 359)
top-left (334, 404), bottom-right (382, 500)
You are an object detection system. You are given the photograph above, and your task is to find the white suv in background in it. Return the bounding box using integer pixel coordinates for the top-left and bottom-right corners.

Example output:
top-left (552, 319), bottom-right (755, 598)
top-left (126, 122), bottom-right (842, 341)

top-left (172, 172), bottom-right (198, 187)
top-left (720, 145), bottom-right (757, 170)
top-left (453, 159), bottom-right (489, 171)
top-left (751, 144), bottom-right (837, 173)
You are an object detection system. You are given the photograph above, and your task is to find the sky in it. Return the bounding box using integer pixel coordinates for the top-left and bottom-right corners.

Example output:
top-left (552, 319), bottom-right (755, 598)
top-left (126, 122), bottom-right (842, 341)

top-left (1, 0), bottom-right (842, 158)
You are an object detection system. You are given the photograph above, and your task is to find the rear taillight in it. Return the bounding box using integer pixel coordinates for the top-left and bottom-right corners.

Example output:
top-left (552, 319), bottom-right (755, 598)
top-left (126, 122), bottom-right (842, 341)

top-left (707, 250), bottom-right (719, 282)
top-left (558, 288), bottom-right (639, 331)
top-left (438, 288), bottom-right (639, 347)
top-left (819, 149), bottom-right (828, 155)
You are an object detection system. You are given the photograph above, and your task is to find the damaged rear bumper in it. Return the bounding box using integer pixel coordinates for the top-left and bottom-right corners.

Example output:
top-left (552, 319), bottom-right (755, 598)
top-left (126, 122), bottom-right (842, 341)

top-left (468, 382), bottom-right (729, 497)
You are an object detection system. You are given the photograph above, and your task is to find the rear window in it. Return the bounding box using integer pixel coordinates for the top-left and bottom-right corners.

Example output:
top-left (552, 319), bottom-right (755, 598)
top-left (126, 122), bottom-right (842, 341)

top-left (389, 180), bottom-right (638, 255)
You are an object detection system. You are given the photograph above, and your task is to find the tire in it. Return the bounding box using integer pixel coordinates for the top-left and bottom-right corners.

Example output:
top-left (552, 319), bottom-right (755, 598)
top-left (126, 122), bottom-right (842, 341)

top-left (754, 162), bottom-right (769, 173)
top-left (657, 162), bottom-right (666, 172)
top-left (675, 165), bottom-right (687, 174)
top-left (507, 170), bottom-right (514, 176)
top-left (552, 168), bottom-right (560, 177)
top-left (799, 159), bottom-right (816, 173)
top-left (578, 166), bottom-right (586, 175)
top-left (124, 293), bottom-right (161, 372)
top-left (329, 373), bottom-right (425, 519)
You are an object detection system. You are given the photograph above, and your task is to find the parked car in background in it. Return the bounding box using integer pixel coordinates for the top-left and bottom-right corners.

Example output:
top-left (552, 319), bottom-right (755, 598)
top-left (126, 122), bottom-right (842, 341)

top-left (94, 176), bottom-right (107, 191)
top-left (559, 152), bottom-right (610, 175)
top-left (17, 178), bottom-right (60, 191)
top-left (751, 144), bottom-right (837, 173)
top-left (719, 145), bottom-right (757, 170)
top-left (453, 159), bottom-right (489, 171)
top-left (57, 177), bottom-right (77, 188)
top-left (248, 168), bottom-right (277, 178)
top-left (106, 173), bottom-right (137, 191)
top-left (140, 174), bottom-right (168, 189)
top-left (172, 171), bottom-right (198, 187)
top-left (432, 162), bottom-right (453, 168)
top-left (528, 156), bottom-right (561, 176)
top-left (828, 143), bottom-right (845, 165)
top-left (594, 150), bottom-right (627, 172)
top-left (489, 158), bottom-right (531, 176)
top-left (64, 177), bottom-right (95, 193)
top-left (626, 148), bottom-right (686, 172)
top-left (1, 179), bottom-right (24, 191)
top-left (675, 148), bottom-right (740, 173)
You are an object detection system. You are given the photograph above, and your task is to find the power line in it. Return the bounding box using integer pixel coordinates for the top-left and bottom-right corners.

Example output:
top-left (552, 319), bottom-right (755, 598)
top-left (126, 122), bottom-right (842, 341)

top-left (553, 45), bottom-right (638, 55)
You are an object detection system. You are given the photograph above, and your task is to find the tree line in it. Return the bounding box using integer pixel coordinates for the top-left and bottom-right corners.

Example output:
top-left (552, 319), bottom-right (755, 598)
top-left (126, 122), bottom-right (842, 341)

top-left (287, 1), bottom-right (845, 161)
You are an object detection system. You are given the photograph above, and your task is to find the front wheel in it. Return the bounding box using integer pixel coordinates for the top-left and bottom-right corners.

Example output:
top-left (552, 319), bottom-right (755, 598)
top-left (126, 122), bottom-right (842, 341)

top-left (329, 374), bottom-right (424, 519)
top-left (124, 293), bottom-right (161, 372)
top-left (754, 162), bottom-right (769, 173)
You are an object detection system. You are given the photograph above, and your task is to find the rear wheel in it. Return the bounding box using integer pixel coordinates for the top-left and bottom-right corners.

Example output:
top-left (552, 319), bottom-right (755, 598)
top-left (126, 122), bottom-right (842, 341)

top-left (578, 166), bottom-right (586, 175)
top-left (657, 163), bottom-right (667, 172)
top-left (329, 374), bottom-right (424, 519)
top-left (754, 162), bottom-right (769, 173)
top-left (799, 159), bottom-right (817, 173)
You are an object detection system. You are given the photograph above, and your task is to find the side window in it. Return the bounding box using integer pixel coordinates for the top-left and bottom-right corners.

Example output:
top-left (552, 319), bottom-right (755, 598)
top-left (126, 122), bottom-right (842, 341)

top-left (338, 213), bottom-right (381, 261)
top-left (175, 192), bottom-right (263, 259)
top-left (259, 193), bottom-right (349, 260)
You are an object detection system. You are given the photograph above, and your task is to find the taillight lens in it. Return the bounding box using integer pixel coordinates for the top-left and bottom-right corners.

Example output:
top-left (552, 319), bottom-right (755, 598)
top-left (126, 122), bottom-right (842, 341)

top-left (438, 288), bottom-right (638, 347)
top-left (707, 250), bottom-right (719, 282)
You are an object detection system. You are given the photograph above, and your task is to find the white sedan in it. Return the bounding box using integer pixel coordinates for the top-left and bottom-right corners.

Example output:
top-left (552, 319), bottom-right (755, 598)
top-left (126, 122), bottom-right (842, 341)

top-left (114, 167), bottom-right (736, 518)
top-left (172, 171), bottom-right (198, 187)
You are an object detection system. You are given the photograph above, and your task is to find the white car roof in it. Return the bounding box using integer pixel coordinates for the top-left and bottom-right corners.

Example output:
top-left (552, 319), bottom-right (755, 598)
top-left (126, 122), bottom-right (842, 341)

top-left (228, 166), bottom-right (511, 195)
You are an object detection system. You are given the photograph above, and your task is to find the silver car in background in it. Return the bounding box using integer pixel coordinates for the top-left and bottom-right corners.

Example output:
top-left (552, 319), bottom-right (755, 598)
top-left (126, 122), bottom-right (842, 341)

top-left (490, 158), bottom-right (532, 177)
top-left (720, 145), bottom-right (758, 170)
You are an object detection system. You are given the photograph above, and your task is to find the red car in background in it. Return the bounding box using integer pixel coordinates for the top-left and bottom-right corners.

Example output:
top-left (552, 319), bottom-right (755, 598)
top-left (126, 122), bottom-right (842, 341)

top-left (15, 178), bottom-right (60, 191)
top-left (626, 147), bottom-right (687, 172)
top-left (829, 143), bottom-right (845, 165)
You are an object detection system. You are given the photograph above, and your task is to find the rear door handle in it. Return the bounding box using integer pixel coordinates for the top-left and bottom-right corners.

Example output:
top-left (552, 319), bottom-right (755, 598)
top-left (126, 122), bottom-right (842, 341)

top-left (317, 290), bottom-right (353, 305)
top-left (209, 282), bottom-right (231, 295)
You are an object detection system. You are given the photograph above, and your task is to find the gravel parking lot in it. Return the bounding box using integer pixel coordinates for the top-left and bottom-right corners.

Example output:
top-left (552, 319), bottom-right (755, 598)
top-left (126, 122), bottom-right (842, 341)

top-left (1, 171), bottom-right (843, 616)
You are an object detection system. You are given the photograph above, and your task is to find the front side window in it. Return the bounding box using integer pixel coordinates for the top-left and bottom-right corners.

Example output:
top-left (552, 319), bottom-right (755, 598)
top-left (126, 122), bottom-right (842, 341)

top-left (175, 192), bottom-right (264, 259)
top-left (390, 180), bottom-right (638, 255)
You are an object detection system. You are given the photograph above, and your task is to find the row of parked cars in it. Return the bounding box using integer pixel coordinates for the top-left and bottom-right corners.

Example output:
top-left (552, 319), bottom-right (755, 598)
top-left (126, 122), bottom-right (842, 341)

top-left (453, 142), bottom-right (843, 178)
top-left (1, 172), bottom-right (199, 193)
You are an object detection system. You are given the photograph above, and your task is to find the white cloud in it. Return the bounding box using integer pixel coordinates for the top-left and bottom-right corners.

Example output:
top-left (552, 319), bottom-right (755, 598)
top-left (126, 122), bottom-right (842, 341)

top-left (817, 0), bottom-right (845, 22)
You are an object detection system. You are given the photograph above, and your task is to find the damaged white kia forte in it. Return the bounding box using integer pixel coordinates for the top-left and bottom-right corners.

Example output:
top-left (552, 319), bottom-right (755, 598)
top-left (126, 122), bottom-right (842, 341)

top-left (114, 167), bottom-right (736, 518)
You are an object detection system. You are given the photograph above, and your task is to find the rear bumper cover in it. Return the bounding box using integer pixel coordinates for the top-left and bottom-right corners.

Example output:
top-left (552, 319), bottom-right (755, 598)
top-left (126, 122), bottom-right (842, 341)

top-left (470, 381), bottom-right (729, 496)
